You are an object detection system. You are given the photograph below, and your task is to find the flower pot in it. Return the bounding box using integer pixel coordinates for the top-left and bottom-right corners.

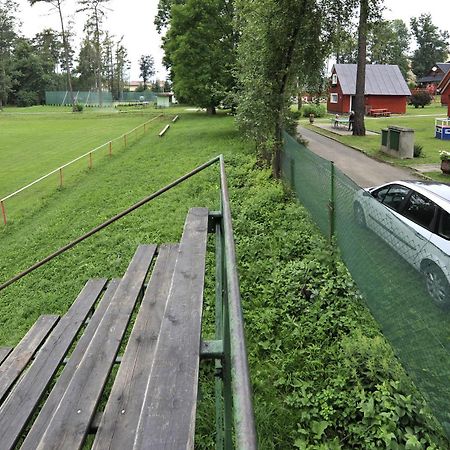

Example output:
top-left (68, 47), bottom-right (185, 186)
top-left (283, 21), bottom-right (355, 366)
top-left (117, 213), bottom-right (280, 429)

top-left (441, 159), bottom-right (450, 174)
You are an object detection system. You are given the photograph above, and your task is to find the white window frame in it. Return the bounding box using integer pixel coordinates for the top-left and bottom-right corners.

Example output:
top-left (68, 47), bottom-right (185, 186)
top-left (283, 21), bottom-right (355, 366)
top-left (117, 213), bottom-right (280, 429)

top-left (332, 73), bottom-right (338, 85)
top-left (330, 93), bottom-right (338, 104)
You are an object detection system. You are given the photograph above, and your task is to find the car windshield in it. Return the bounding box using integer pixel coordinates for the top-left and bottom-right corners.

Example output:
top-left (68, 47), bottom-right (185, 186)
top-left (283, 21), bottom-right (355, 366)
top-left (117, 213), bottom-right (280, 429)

top-left (373, 185), bottom-right (409, 212)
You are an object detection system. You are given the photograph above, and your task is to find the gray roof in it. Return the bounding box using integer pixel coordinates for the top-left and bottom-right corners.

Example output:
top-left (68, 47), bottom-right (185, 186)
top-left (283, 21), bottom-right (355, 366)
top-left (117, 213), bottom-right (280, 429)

top-left (436, 63), bottom-right (450, 73)
top-left (334, 64), bottom-right (411, 96)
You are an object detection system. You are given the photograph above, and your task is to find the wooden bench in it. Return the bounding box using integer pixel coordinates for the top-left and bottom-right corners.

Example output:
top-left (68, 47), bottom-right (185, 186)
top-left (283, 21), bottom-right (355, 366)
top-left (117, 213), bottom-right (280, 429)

top-left (369, 108), bottom-right (391, 117)
top-left (0, 207), bottom-right (218, 450)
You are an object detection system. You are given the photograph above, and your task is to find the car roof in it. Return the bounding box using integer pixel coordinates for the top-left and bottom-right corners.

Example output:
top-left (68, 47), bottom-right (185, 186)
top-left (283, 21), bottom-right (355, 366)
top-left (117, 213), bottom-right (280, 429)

top-left (376, 180), bottom-right (450, 210)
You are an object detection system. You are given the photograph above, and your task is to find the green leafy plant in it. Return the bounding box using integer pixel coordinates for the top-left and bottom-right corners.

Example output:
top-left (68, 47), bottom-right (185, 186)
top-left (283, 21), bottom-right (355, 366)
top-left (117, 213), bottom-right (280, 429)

top-left (439, 150), bottom-right (450, 160)
top-left (414, 143), bottom-right (423, 157)
top-left (302, 104), bottom-right (326, 118)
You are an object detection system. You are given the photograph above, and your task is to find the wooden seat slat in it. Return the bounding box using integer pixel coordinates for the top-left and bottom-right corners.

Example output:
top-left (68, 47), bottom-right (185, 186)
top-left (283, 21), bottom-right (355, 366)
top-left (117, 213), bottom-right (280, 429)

top-left (31, 245), bottom-right (156, 450)
top-left (21, 279), bottom-right (120, 450)
top-left (92, 244), bottom-right (179, 450)
top-left (133, 207), bottom-right (209, 449)
top-left (0, 278), bottom-right (106, 450)
top-left (0, 315), bottom-right (59, 403)
top-left (0, 348), bottom-right (13, 366)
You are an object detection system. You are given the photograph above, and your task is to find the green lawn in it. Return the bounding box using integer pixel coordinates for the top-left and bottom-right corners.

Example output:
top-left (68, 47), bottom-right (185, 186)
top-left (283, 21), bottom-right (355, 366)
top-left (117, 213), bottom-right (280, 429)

top-left (306, 102), bottom-right (450, 172)
top-left (0, 107), bottom-right (447, 447)
top-left (0, 109), bottom-right (165, 199)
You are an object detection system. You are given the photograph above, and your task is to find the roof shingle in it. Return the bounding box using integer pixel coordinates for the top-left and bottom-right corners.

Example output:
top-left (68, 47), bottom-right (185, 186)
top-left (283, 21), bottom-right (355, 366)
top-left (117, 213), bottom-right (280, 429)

top-left (334, 64), bottom-right (411, 96)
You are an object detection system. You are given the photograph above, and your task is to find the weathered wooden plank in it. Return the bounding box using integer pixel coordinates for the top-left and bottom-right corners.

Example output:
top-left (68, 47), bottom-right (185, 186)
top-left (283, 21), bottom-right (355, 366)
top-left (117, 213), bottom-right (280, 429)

top-left (0, 315), bottom-right (59, 404)
top-left (21, 279), bottom-right (120, 450)
top-left (0, 278), bottom-right (106, 450)
top-left (133, 207), bottom-right (209, 449)
top-left (92, 244), bottom-right (179, 450)
top-left (0, 348), bottom-right (13, 366)
top-left (32, 245), bottom-right (156, 450)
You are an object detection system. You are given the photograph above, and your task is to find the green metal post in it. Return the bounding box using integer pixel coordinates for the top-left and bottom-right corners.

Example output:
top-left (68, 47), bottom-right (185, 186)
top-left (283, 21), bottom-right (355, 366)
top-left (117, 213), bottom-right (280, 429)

top-left (222, 261), bottom-right (233, 450)
top-left (215, 221), bottom-right (225, 449)
top-left (329, 161), bottom-right (335, 242)
top-left (290, 157), bottom-right (295, 192)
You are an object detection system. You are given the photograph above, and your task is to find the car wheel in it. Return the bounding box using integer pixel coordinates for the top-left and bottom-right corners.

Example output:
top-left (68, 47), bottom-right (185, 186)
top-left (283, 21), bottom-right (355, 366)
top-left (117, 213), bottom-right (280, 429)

top-left (353, 202), bottom-right (366, 228)
top-left (422, 262), bottom-right (450, 308)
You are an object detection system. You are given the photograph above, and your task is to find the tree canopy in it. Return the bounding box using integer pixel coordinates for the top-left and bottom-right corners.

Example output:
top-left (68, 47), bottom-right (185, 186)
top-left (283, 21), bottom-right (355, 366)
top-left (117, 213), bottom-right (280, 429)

top-left (162, 0), bottom-right (235, 114)
top-left (410, 14), bottom-right (449, 79)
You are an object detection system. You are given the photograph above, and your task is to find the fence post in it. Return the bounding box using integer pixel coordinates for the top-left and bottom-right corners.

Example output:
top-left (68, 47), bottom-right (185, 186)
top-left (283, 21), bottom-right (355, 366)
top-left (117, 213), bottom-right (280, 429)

top-left (328, 161), bottom-right (335, 242)
top-left (1, 200), bottom-right (6, 225)
top-left (290, 157), bottom-right (295, 192)
top-left (59, 168), bottom-right (63, 188)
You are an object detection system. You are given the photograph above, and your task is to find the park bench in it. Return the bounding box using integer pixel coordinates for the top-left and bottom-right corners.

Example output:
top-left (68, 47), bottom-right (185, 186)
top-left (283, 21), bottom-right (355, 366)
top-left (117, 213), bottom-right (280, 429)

top-left (368, 108), bottom-right (391, 117)
top-left (0, 157), bottom-right (257, 449)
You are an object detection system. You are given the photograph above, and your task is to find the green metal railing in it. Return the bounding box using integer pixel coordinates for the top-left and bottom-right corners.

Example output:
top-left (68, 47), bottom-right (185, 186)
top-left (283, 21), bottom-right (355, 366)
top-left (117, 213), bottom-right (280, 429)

top-left (0, 156), bottom-right (257, 449)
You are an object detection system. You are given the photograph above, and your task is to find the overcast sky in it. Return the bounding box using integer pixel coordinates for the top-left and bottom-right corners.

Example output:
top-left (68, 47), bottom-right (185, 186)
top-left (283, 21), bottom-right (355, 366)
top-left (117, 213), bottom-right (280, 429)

top-left (16, 0), bottom-right (165, 81)
top-left (14, 0), bottom-right (450, 81)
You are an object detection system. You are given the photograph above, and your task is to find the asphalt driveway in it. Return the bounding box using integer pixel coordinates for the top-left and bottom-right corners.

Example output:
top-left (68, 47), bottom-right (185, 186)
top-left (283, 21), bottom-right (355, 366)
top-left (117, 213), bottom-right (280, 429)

top-left (297, 125), bottom-right (421, 188)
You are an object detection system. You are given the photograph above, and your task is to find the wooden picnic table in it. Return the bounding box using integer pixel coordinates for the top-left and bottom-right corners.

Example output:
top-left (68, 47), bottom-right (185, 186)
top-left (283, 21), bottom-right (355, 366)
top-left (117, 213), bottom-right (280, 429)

top-left (369, 108), bottom-right (391, 117)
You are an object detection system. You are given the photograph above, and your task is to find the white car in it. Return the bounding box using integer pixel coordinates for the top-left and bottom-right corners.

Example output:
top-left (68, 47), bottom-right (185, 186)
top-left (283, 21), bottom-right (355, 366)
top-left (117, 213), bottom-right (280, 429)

top-left (353, 180), bottom-right (450, 307)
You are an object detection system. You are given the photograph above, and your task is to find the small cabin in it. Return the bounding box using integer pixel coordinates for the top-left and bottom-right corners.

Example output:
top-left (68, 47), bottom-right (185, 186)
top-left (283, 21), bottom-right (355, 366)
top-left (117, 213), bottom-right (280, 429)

top-left (327, 64), bottom-right (411, 115)
top-left (417, 63), bottom-right (450, 89)
top-left (156, 92), bottom-right (173, 108)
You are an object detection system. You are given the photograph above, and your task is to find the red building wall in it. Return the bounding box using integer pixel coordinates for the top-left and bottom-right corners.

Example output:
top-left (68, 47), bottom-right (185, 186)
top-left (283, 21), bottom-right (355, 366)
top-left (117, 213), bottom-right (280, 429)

top-left (327, 93), bottom-right (407, 114)
top-left (441, 85), bottom-right (450, 106)
top-left (327, 84), bottom-right (348, 113)
top-left (365, 95), bottom-right (407, 114)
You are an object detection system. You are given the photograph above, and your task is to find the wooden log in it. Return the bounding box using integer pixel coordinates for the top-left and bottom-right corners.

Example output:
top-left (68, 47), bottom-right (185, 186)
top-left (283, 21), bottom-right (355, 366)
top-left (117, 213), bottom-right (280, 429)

top-left (159, 124), bottom-right (170, 137)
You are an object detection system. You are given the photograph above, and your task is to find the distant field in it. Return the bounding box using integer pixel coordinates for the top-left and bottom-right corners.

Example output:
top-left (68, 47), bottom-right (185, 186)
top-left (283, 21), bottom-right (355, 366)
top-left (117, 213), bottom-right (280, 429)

top-left (0, 108), bottom-right (164, 198)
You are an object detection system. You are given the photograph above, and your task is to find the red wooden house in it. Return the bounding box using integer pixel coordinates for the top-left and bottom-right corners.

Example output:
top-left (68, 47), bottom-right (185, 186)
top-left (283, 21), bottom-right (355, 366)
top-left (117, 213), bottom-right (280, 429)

top-left (437, 70), bottom-right (450, 117)
top-left (327, 64), bottom-right (411, 115)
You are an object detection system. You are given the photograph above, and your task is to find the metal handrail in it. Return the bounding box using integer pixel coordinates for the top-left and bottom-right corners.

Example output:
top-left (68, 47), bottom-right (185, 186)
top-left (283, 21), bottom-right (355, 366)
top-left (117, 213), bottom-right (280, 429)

top-left (0, 156), bottom-right (220, 291)
top-left (219, 155), bottom-right (258, 449)
top-left (0, 154), bottom-right (258, 449)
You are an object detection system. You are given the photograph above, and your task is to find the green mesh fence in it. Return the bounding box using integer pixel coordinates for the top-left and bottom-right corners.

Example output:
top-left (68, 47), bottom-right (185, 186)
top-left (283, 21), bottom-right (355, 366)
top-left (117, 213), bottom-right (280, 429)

top-left (119, 92), bottom-right (157, 102)
top-left (282, 131), bottom-right (450, 436)
top-left (45, 91), bottom-right (114, 106)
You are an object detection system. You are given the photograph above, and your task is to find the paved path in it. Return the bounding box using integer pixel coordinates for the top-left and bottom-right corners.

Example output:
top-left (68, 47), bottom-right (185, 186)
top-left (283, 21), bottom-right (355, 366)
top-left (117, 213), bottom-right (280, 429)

top-left (298, 125), bottom-right (421, 188)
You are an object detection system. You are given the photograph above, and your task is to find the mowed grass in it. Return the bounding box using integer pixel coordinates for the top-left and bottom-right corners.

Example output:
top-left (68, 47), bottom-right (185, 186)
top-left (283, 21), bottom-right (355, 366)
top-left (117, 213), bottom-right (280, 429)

top-left (0, 108), bottom-right (242, 344)
top-left (306, 102), bottom-right (450, 168)
top-left (0, 109), bottom-right (165, 198)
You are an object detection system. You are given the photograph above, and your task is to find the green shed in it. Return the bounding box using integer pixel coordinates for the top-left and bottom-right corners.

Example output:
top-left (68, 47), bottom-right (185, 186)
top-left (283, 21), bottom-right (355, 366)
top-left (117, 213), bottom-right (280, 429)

top-left (156, 93), bottom-right (173, 108)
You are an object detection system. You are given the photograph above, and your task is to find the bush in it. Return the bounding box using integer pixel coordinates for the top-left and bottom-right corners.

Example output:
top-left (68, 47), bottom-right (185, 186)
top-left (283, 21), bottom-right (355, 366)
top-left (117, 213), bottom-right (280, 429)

top-left (73, 103), bottom-right (84, 112)
top-left (414, 143), bottom-right (423, 158)
top-left (302, 103), bottom-right (326, 118)
top-left (16, 90), bottom-right (39, 107)
top-left (409, 90), bottom-right (432, 108)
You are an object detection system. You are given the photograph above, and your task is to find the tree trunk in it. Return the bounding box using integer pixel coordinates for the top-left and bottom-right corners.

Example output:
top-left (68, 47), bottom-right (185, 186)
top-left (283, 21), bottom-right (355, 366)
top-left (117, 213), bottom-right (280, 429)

top-left (272, 112), bottom-right (283, 178)
top-left (57, 1), bottom-right (76, 111)
top-left (353, 0), bottom-right (367, 136)
top-left (207, 106), bottom-right (216, 115)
